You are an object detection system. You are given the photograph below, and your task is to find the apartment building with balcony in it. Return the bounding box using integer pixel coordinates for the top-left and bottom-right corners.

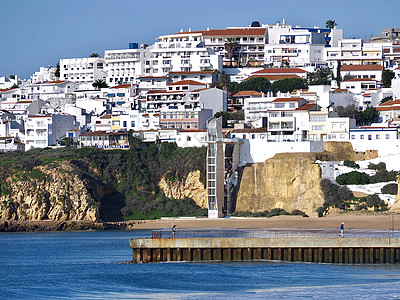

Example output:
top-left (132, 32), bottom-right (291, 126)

top-left (104, 47), bottom-right (147, 86)
top-left (105, 84), bottom-right (136, 106)
top-left (60, 57), bottom-right (107, 88)
top-left (79, 131), bottom-right (129, 149)
top-left (24, 114), bottom-right (78, 151)
top-left (168, 70), bottom-right (217, 85)
top-left (144, 80), bottom-right (225, 129)
top-left (25, 80), bottom-right (77, 101)
top-left (264, 25), bottom-right (342, 68)
top-left (202, 27), bottom-right (267, 67)
top-left (308, 109), bottom-right (353, 141)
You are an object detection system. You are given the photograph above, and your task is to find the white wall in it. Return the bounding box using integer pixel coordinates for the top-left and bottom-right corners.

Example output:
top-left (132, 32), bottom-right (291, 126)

top-left (239, 140), bottom-right (324, 163)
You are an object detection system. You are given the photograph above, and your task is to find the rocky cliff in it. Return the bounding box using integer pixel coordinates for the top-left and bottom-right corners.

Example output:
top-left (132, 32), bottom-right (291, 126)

top-left (235, 142), bottom-right (377, 217)
top-left (159, 170), bottom-right (207, 208)
top-left (0, 162), bottom-right (110, 221)
top-left (390, 174), bottom-right (400, 211)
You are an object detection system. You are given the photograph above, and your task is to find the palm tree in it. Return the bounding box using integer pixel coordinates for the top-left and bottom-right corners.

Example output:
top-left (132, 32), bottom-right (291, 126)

top-left (90, 53), bottom-right (100, 57)
top-left (92, 79), bottom-right (108, 89)
top-left (325, 20), bottom-right (337, 29)
top-left (224, 37), bottom-right (238, 67)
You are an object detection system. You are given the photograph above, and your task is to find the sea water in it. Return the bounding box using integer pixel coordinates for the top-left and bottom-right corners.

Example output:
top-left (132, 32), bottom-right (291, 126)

top-left (1, 230), bottom-right (400, 299)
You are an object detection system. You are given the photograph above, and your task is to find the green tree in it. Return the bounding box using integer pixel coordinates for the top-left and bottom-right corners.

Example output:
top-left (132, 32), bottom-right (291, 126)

top-left (335, 104), bottom-right (362, 125)
top-left (336, 60), bottom-right (341, 84)
top-left (234, 77), bottom-right (271, 93)
top-left (90, 53), bottom-right (100, 57)
top-left (224, 37), bottom-right (238, 67)
top-left (382, 69), bottom-right (395, 88)
top-left (360, 106), bottom-right (380, 125)
top-left (325, 20), bottom-right (337, 29)
top-left (54, 63), bottom-right (60, 78)
top-left (336, 171), bottom-right (370, 185)
top-left (92, 79), bottom-right (108, 89)
top-left (308, 67), bottom-right (333, 85)
top-left (270, 78), bottom-right (307, 95)
top-left (212, 72), bottom-right (231, 91)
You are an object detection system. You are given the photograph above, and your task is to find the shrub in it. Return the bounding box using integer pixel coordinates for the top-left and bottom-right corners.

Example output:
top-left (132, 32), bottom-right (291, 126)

top-left (366, 194), bottom-right (381, 208)
top-left (370, 170), bottom-right (397, 184)
top-left (343, 160), bottom-right (360, 169)
top-left (290, 210), bottom-right (309, 217)
top-left (381, 183), bottom-right (398, 195)
top-left (268, 208), bottom-right (289, 217)
top-left (336, 171), bottom-right (370, 185)
top-left (368, 162), bottom-right (386, 171)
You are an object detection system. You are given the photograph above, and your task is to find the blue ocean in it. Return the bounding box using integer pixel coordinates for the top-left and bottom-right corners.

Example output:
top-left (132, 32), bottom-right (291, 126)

top-left (1, 230), bottom-right (400, 299)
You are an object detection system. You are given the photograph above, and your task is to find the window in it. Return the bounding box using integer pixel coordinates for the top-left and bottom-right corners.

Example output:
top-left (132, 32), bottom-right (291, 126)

top-left (275, 103), bottom-right (285, 108)
top-left (187, 136), bottom-right (191, 141)
top-left (360, 135), bottom-right (364, 139)
top-left (131, 121), bottom-right (135, 127)
top-left (312, 125), bottom-right (324, 131)
top-left (386, 134), bottom-right (390, 139)
top-left (376, 134), bottom-right (380, 139)
top-left (310, 116), bottom-right (326, 122)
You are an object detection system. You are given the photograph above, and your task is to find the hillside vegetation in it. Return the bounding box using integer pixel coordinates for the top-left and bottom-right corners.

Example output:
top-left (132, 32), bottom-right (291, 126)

top-left (0, 141), bottom-right (207, 221)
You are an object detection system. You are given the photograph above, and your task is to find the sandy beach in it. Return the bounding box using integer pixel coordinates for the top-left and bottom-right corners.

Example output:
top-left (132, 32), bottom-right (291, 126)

top-left (130, 213), bottom-right (400, 230)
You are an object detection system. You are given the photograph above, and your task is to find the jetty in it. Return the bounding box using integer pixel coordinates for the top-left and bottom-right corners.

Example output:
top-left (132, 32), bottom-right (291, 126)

top-left (129, 229), bottom-right (400, 264)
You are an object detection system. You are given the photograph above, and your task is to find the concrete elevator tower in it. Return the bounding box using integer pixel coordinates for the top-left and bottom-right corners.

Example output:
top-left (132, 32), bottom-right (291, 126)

top-left (206, 117), bottom-right (242, 218)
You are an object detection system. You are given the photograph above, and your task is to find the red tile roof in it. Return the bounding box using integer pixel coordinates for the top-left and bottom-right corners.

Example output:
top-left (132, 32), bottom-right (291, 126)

top-left (0, 88), bottom-right (17, 92)
top-left (341, 65), bottom-right (383, 71)
top-left (202, 28), bottom-right (267, 37)
top-left (45, 80), bottom-right (66, 84)
top-left (110, 84), bottom-right (134, 89)
top-left (253, 68), bottom-right (307, 74)
top-left (272, 97), bottom-right (304, 102)
top-left (231, 90), bottom-right (262, 97)
top-left (167, 80), bottom-right (206, 86)
top-left (296, 103), bottom-right (317, 111)
top-left (376, 105), bottom-right (400, 111)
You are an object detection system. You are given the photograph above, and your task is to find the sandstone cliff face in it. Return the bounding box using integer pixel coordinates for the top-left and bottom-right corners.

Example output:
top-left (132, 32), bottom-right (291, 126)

top-left (0, 162), bottom-right (111, 221)
top-left (159, 170), bottom-right (207, 208)
top-left (324, 141), bottom-right (378, 161)
top-left (236, 154), bottom-right (325, 217)
top-left (390, 174), bottom-right (400, 211)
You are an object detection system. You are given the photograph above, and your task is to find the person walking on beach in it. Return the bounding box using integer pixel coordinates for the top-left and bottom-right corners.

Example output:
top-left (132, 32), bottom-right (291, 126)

top-left (339, 222), bottom-right (344, 237)
top-left (172, 224), bottom-right (176, 238)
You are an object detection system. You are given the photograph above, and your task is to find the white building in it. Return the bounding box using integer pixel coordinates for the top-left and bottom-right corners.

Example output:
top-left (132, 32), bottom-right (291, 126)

top-left (25, 114), bottom-right (78, 150)
top-left (60, 57), bottom-right (107, 88)
top-left (30, 66), bottom-right (58, 84)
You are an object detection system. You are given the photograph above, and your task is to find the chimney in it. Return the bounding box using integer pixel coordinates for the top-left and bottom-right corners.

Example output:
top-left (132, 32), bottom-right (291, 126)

top-left (180, 29), bottom-right (183, 33)
top-left (189, 28), bottom-right (191, 32)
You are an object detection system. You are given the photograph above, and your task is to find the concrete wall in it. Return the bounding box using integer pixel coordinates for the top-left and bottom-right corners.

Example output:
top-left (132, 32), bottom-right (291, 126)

top-left (239, 140), bottom-right (324, 164)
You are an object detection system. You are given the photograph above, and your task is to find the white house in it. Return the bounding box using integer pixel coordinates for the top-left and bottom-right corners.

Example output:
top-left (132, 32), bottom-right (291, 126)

top-left (25, 114), bottom-right (78, 150)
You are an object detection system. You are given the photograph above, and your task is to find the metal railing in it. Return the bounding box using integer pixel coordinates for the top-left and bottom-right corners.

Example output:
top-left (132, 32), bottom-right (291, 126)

top-left (151, 228), bottom-right (399, 239)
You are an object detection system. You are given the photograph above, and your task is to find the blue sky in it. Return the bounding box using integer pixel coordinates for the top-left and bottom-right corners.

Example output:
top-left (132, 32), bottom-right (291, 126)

top-left (1, 0), bottom-right (399, 79)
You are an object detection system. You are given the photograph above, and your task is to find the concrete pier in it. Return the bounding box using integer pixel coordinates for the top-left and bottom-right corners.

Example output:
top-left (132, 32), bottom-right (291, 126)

top-left (129, 237), bottom-right (400, 264)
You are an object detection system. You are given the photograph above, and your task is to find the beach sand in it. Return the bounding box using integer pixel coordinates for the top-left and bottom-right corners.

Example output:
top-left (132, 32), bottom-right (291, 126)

top-left (130, 213), bottom-right (400, 230)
